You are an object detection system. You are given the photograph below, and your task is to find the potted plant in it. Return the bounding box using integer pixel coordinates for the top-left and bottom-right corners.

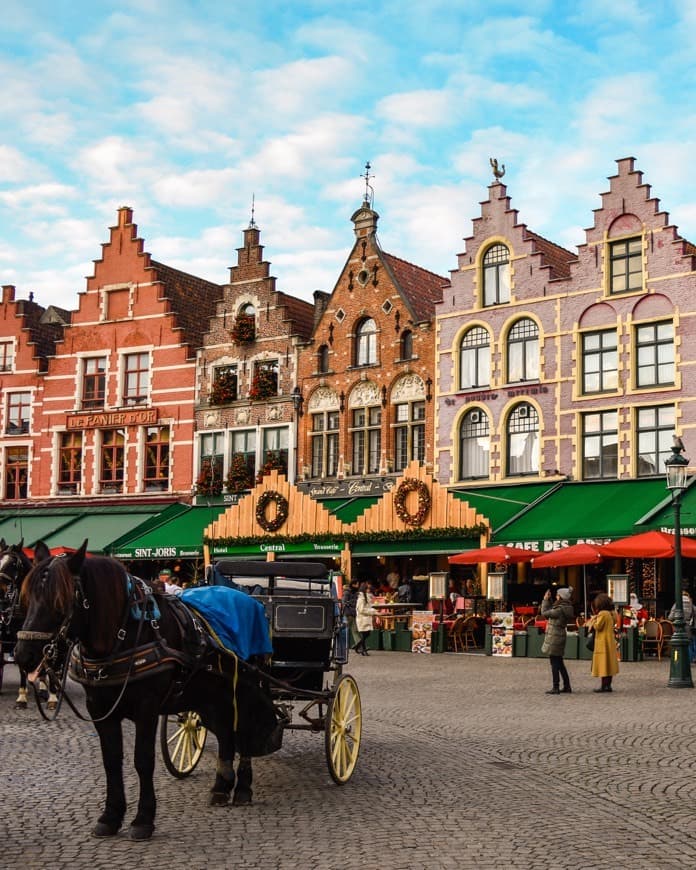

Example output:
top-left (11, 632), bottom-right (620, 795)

top-left (230, 314), bottom-right (255, 344)
top-left (195, 460), bottom-right (223, 496)
top-left (208, 370), bottom-right (238, 405)
top-left (249, 366), bottom-right (277, 400)
top-left (226, 452), bottom-right (253, 493)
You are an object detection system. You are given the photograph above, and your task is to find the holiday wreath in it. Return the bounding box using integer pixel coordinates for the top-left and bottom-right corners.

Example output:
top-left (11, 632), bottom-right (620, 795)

top-left (394, 478), bottom-right (431, 526)
top-left (255, 490), bottom-right (289, 532)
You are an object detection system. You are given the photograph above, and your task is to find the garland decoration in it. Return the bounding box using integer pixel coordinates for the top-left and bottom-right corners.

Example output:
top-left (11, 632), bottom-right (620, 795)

top-left (255, 490), bottom-right (289, 532)
top-left (394, 478), bottom-right (431, 526)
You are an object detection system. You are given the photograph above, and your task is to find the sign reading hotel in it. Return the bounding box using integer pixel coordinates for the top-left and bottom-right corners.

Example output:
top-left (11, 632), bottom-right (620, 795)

top-left (66, 409), bottom-right (158, 429)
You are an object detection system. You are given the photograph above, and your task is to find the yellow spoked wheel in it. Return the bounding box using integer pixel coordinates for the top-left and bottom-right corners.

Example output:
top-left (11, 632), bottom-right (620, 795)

top-left (325, 674), bottom-right (362, 784)
top-left (160, 711), bottom-right (208, 779)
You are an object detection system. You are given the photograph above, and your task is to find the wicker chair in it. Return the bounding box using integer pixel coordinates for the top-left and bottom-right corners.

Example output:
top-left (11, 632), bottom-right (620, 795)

top-left (642, 619), bottom-right (663, 660)
top-left (659, 619), bottom-right (674, 655)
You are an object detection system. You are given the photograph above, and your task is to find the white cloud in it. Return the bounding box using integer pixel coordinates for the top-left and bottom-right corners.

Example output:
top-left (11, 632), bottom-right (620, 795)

top-left (0, 183), bottom-right (77, 209)
top-left (377, 90), bottom-right (453, 127)
top-left (0, 146), bottom-right (38, 183)
top-left (152, 168), bottom-right (240, 208)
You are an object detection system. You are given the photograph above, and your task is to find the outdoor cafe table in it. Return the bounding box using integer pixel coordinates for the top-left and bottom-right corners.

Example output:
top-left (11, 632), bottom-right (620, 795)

top-left (372, 602), bottom-right (420, 630)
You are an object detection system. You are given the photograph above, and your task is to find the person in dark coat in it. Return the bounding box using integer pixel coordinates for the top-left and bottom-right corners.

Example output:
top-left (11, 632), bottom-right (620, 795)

top-left (342, 579), bottom-right (360, 650)
top-left (541, 586), bottom-right (575, 694)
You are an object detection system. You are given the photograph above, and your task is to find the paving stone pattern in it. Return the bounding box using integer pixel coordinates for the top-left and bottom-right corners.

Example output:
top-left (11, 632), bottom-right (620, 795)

top-left (2, 653), bottom-right (696, 870)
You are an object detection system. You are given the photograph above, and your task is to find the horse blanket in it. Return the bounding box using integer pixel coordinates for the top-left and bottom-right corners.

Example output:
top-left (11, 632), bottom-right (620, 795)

top-left (181, 586), bottom-right (272, 661)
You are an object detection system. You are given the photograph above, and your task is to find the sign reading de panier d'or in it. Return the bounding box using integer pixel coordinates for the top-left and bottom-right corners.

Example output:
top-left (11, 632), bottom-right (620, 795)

top-left (66, 409), bottom-right (158, 430)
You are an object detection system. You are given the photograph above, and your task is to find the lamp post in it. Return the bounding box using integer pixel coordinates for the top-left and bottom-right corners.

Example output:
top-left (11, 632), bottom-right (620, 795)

top-left (665, 436), bottom-right (693, 688)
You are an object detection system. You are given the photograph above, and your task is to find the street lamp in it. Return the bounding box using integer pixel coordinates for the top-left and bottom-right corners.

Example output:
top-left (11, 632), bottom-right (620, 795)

top-left (665, 435), bottom-right (693, 688)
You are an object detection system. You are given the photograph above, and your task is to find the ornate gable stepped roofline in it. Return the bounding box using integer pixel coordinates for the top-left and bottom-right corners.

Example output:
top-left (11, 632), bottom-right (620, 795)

top-left (149, 260), bottom-right (224, 359)
top-left (275, 291), bottom-right (315, 342)
top-left (523, 229), bottom-right (577, 280)
top-left (1, 286), bottom-right (67, 370)
top-left (381, 252), bottom-right (449, 324)
top-left (591, 156), bottom-right (669, 230)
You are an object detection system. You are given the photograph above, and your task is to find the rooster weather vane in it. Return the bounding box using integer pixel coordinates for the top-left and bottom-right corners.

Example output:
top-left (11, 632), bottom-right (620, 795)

top-left (490, 157), bottom-right (505, 182)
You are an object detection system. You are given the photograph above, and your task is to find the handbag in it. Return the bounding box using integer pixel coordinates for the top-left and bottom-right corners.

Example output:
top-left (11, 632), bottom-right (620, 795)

top-left (586, 629), bottom-right (595, 651)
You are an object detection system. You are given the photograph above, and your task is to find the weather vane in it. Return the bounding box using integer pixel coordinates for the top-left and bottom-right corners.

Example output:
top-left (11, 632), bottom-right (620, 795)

top-left (361, 161), bottom-right (375, 207)
top-left (489, 157), bottom-right (505, 182)
top-left (249, 193), bottom-right (257, 228)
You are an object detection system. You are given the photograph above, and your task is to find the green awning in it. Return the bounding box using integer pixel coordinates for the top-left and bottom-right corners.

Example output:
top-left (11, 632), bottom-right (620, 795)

top-left (492, 479), bottom-right (668, 551)
top-left (109, 504), bottom-right (227, 559)
top-left (0, 511), bottom-right (79, 545)
top-left (452, 482), bottom-right (559, 532)
top-left (41, 505), bottom-right (167, 553)
top-left (322, 497), bottom-right (380, 523)
top-left (634, 479), bottom-right (696, 534)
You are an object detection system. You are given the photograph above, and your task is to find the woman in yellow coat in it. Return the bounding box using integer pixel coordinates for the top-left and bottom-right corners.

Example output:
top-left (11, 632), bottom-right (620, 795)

top-left (588, 593), bottom-right (619, 692)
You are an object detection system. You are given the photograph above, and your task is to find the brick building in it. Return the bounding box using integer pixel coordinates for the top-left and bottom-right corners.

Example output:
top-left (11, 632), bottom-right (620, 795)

top-left (194, 221), bottom-right (314, 497)
top-left (296, 192), bottom-right (448, 504)
top-left (435, 158), bottom-right (696, 599)
top-left (0, 208), bottom-right (224, 553)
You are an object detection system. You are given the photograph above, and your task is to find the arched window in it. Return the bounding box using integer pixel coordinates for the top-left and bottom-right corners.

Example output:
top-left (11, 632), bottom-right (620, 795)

top-left (400, 330), bottom-right (414, 360)
top-left (506, 403), bottom-right (539, 477)
top-left (507, 318), bottom-right (539, 383)
top-left (355, 318), bottom-right (378, 366)
top-left (317, 344), bottom-right (330, 373)
top-left (459, 326), bottom-right (491, 389)
top-left (459, 409), bottom-right (490, 479)
top-left (482, 244), bottom-right (510, 306)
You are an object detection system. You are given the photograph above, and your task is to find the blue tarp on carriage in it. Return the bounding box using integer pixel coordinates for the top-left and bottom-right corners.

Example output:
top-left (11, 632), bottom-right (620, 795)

top-left (181, 586), bottom-right (272, 661)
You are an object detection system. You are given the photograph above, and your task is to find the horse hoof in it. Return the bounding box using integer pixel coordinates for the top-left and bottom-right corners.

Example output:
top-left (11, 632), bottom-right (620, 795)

top-left (129, 823), bottom-right (154, 841)
top-left (232, 791), bottom-right (252, 806)
top-left (14, 701), bottom-right (27, 710)
top-left (47, 701), bottom-right (57, 711)
top-left (92, 822), bottom-right (120, 838)
top-left (209, 791), bottom-right (230, 807)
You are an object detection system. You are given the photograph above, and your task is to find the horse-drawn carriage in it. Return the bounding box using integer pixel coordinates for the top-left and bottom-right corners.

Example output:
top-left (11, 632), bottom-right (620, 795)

top-left (15, 544), bottom-right (362, 839)
top-left (161, 559), bottom-right (362, 785)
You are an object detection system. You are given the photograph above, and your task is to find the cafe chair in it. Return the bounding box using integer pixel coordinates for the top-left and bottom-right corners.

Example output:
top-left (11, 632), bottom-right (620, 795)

top-left (448, 616), bottom-right (467, 652)
top-left (460, 616), bottom-right (479, 651)
top-left (659, 619), bottom-right (674, 655)
top-left (642, 619), bottom-right (663, 660)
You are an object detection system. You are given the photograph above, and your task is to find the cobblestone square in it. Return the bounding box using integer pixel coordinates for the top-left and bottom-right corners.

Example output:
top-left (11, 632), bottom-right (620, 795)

top-left (2, 651), bottom-right (696, 870)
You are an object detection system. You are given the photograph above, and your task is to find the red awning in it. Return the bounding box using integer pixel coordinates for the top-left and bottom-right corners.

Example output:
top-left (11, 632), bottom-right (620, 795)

top-left (449, 545), bottom-right (535, 565)
top-left (532, 543), bottom-right (609, 568)
top-left (601, 530), bottom-right (696, 559)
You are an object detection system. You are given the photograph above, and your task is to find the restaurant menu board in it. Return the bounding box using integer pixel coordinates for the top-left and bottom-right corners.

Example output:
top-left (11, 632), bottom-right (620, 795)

top-left (411, 611), bottom-right (435, 654)
top-left (491, 611), bottom-right (514, 658)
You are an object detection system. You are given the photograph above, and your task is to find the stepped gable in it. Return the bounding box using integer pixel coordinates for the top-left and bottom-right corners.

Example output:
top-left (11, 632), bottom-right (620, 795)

top-left (523, 229), bottom-right (576, 280)
top-left (381, 252), bottom-right (449, 323)
top-left (16, 296), bottom-right (68, 371)
top-left (150, 260), bottom-right (224, 358)
top-left (275, 291), bottom-right (314, 341)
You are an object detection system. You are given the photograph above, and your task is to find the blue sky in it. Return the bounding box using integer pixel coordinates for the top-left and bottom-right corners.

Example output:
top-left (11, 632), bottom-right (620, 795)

top-left (3, 0), bottom-right (696, 309)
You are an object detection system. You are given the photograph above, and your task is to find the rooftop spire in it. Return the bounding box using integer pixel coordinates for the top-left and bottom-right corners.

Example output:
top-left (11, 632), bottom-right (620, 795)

top-left (249, 193), bottom-right (257, 228)
top-left (361, 161), bottom-right (375, 208)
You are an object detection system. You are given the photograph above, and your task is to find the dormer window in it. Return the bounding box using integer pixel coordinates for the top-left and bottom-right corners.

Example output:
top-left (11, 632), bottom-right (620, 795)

top-left (609, 237), bottom-right (642, 294)
top-left (482, 244), bottom-right (510, 306)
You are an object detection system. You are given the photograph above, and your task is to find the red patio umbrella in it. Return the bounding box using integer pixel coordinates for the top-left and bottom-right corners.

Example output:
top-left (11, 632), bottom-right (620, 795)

top-left (531, 543), bottom-right (609, 569)
top-left (601, 530), bottom-right (696, 560)
top-left (449, 545), bottom-right (535, 565)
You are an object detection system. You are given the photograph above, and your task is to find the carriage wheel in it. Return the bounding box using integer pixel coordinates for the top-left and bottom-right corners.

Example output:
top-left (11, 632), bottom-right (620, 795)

top-left (160, 711), bottom-right (208, 779)
top-left (325, 674), bottom-right (362, 784)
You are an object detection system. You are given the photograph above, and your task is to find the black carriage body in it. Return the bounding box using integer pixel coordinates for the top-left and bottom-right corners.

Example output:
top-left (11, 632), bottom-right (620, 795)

top-left (212, 560), bottom-right (342, 695)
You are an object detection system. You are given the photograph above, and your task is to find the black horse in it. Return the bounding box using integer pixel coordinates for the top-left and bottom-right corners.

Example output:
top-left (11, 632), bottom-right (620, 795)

top-left (15, 540), bottom-right (280, 840)
top-left (0, 539), bottom-right (36, 707)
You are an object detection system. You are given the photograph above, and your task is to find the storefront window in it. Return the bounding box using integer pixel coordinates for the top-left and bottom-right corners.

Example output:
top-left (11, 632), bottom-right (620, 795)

top-left (582, 411), bottom-right (618, 479)
top-left (100, 428), bottom-right (125, 493)
top-left (506, 403), bottom-right (539, 476)
top-left (311, 411), bottom-right (339, 478)
top-left (5, 446), bottom-right (28, 499)
top-left (459, 409), bottom-right (490, 479)
top-left (58, 431), bottom-right (82, 494)
top-left (507, 318), bottom-right (539, 383)
top-left (582, 329), bottom-right (617, 394)
top-left (459, 327), bottom-right (490, 390)
top-left (393, 401), bottom-right (425, 471)
top-left (636, 405), bottom-right (674, 476)
top-left (351, 405), bottom-right (381, 475)
top-left (144, 425), bottom-right (170, 491)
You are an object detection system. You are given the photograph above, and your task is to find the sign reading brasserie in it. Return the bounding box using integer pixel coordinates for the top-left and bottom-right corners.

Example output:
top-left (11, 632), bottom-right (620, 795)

top-left (66, 408), bottom-right (158, 429)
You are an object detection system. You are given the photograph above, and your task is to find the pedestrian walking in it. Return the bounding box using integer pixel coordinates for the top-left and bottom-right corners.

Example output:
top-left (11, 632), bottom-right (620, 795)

top-left (342, 578), bottom-right (360, 650)
top-left (540, 586), bottom-right (574, 694)
top-left (355, 581), bottom-right (378, 656)
top-left (587, 593), bottom-right (619, 692)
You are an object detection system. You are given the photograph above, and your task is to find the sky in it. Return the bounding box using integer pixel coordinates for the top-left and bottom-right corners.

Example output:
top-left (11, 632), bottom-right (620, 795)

top-left (3, 0), bottom-right (696, 311)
